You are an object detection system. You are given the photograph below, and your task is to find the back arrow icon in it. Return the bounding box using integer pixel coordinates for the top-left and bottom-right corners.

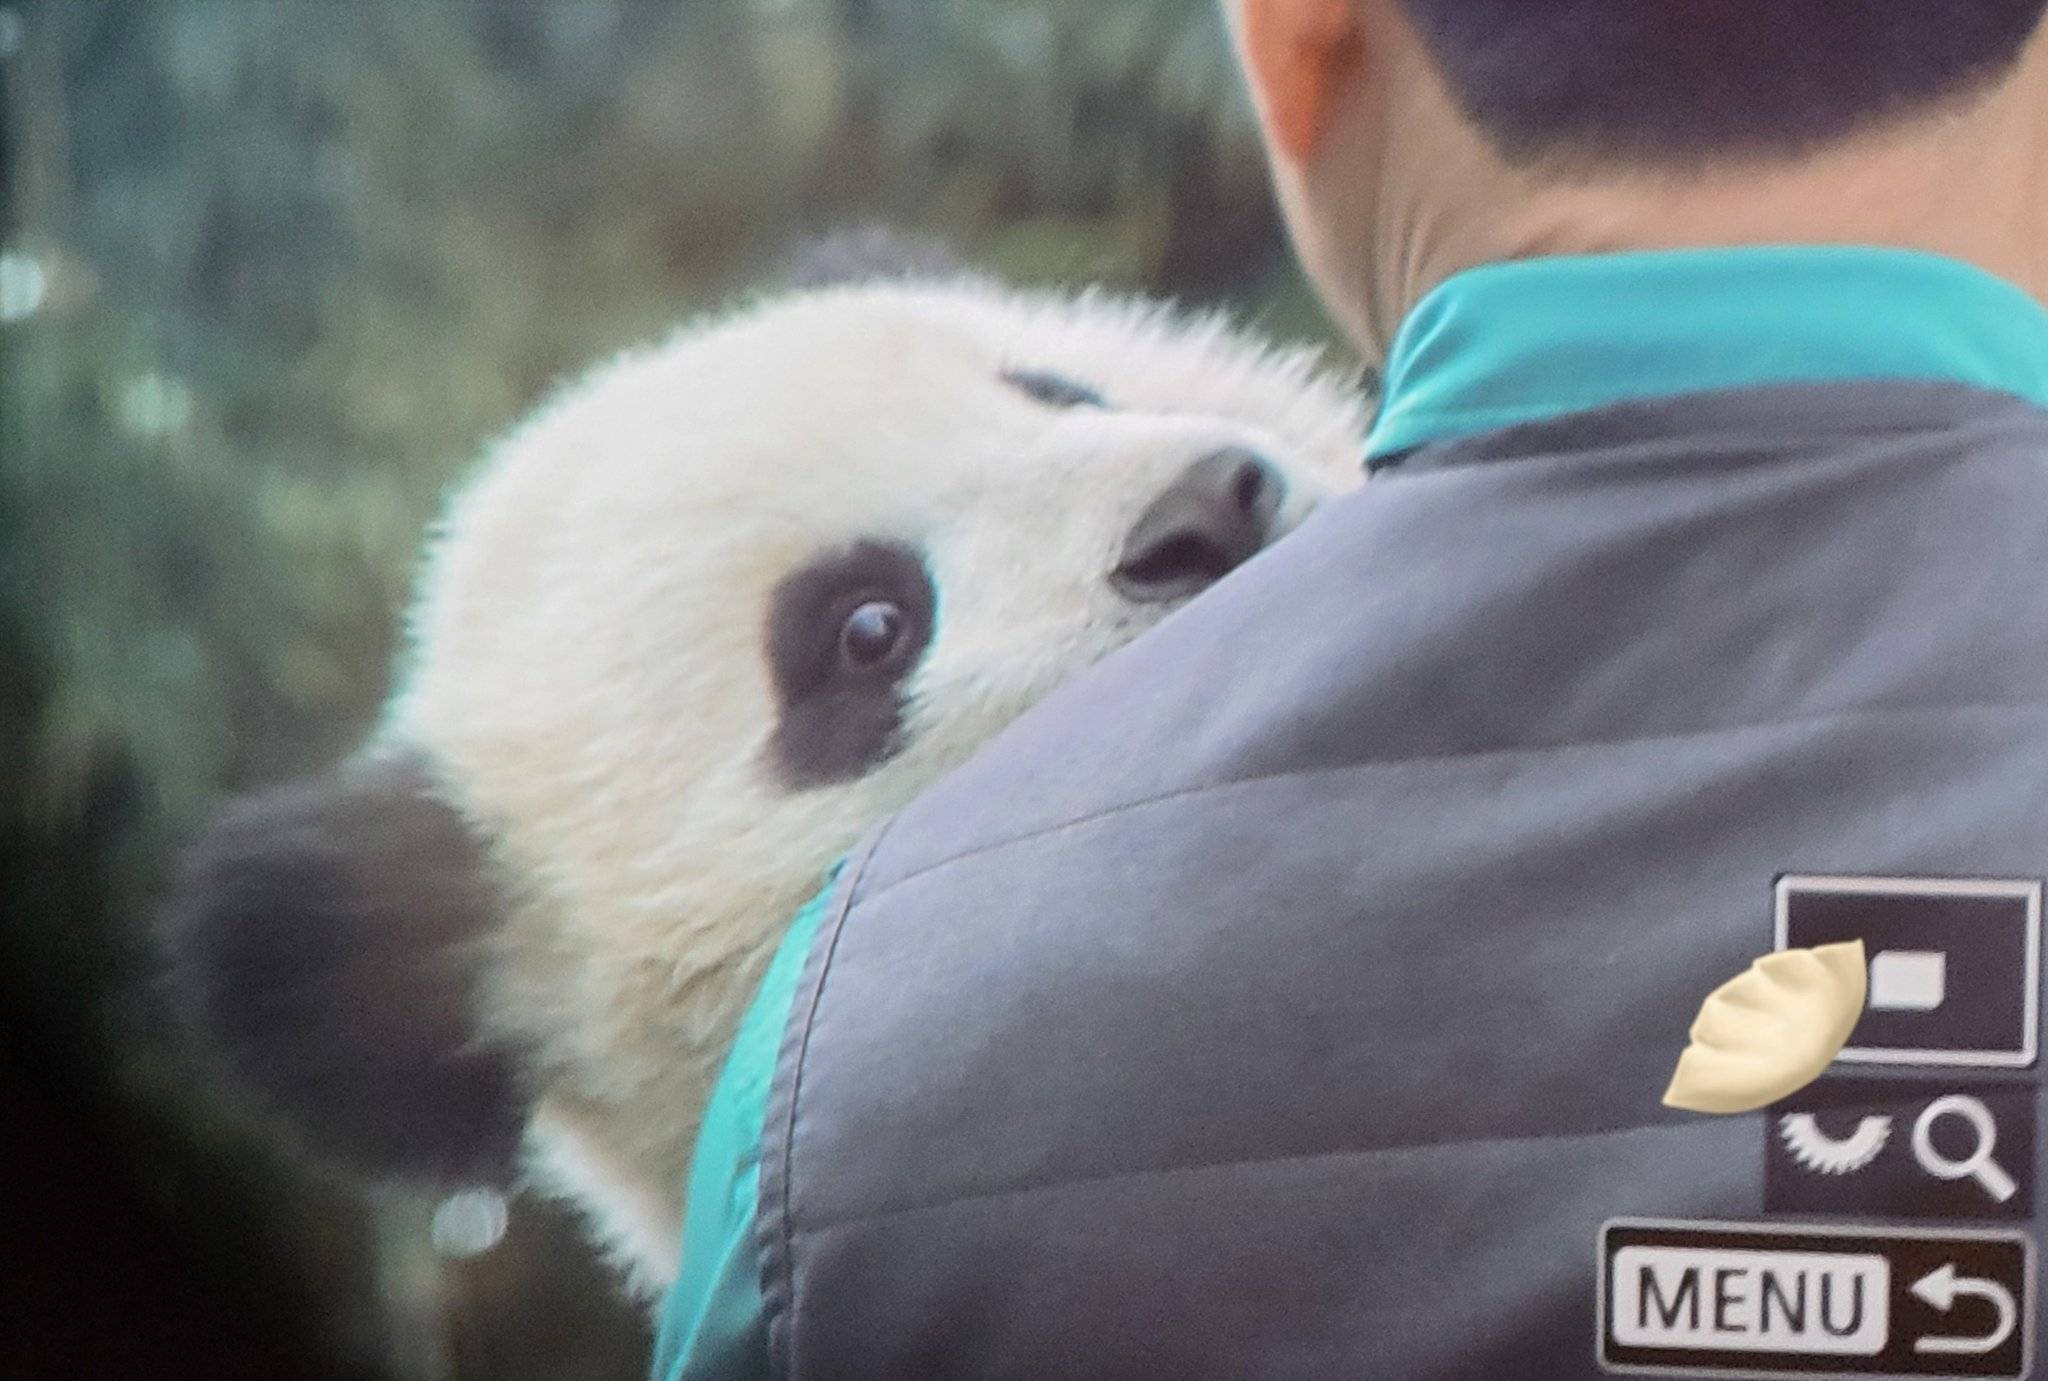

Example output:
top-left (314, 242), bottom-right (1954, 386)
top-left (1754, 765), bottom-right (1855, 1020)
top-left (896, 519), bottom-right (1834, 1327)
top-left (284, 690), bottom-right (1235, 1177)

top-left (1911, 1263), bottom-right (2017, 1355)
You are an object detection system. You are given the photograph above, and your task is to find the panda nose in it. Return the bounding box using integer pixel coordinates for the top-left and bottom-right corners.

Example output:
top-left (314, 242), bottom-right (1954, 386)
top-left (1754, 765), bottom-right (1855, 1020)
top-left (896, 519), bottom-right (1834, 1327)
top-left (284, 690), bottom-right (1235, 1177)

top-left (1111, 447), bottom-right (1285, 604)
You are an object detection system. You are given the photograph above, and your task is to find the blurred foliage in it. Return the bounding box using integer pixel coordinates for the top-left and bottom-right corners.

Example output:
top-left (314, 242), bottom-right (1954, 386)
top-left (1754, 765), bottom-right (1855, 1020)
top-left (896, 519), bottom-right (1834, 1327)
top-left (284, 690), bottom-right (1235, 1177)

top-left (0, 1), bottom-right (1351, 1377)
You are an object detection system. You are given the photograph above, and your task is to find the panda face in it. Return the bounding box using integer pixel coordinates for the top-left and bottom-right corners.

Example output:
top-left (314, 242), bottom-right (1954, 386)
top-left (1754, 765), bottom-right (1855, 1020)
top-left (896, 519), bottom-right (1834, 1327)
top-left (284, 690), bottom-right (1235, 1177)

top-left (163, 272), bottom-right (1368, 1296)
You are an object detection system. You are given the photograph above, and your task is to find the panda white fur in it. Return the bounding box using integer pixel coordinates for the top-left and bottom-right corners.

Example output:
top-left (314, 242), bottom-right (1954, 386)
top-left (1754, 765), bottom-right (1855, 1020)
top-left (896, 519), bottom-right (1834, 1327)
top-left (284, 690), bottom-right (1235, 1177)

top-left (163, 239), bottom-right (1369, 1299)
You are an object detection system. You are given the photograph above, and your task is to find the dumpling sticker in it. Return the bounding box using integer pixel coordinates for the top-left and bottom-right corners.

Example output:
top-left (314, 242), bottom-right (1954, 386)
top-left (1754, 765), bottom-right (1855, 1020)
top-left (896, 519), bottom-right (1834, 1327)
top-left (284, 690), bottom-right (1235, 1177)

top-left (1663, 940), bottom-right (1867, 1115)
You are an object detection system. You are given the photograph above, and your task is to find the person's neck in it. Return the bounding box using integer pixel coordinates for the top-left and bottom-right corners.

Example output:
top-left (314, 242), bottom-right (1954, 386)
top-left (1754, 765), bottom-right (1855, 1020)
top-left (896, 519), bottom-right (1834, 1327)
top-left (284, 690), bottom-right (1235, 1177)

top-left (1357, 42), bottom-right (2048, 358)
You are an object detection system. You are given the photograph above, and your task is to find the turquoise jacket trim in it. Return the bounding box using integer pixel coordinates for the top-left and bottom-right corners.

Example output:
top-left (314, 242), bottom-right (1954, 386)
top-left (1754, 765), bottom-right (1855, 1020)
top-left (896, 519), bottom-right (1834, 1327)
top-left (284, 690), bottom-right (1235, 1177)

top-left (652, 245), bottom-right (2048, 1381)
top-left (651, 872), bottom-right (839, 1381)
top-left (1367, 246), bottom-right (2048, 459)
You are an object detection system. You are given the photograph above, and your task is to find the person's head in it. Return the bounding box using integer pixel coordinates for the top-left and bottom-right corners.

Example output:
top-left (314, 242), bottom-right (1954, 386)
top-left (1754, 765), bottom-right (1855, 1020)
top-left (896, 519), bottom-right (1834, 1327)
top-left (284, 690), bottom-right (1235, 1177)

top-left (1226, 0), bottom-right (2048, 356)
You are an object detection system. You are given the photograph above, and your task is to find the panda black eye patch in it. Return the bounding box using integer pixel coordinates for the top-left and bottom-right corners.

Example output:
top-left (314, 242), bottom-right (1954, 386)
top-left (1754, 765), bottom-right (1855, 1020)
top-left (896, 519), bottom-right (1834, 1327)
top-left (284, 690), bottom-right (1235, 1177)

top-left (765, 540), bottom-right (935, 788)
top-left (1001, 367), bottom-right (1108, 410)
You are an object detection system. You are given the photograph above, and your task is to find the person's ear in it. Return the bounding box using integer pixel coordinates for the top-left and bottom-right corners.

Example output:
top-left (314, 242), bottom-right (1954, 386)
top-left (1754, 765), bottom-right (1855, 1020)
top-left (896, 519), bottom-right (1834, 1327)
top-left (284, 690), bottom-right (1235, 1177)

top-left (1228, 0), bottom-right (1368, 165)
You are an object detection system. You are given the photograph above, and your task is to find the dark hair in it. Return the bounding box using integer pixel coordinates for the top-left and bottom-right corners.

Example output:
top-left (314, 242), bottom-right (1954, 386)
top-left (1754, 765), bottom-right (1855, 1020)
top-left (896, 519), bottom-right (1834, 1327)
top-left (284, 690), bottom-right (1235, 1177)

top-left (1398, 0), bottom-right (2048, 165)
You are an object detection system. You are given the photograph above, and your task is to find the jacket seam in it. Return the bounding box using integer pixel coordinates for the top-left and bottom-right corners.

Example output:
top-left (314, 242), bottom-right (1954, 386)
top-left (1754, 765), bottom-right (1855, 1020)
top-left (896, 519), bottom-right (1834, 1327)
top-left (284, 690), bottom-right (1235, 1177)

top-left (759, 819), bottom-right (897, 1380)
top-left (853, 697), bottom-right (2048, 910)
top-left (787, 1114), bottom-right (1746, 1236)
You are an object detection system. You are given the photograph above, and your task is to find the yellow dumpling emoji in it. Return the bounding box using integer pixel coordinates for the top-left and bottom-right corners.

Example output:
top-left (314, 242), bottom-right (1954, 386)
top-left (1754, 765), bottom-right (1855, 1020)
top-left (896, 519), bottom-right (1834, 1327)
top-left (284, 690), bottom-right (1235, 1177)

top-left (1662, 940), bottom-right (1867, 1115)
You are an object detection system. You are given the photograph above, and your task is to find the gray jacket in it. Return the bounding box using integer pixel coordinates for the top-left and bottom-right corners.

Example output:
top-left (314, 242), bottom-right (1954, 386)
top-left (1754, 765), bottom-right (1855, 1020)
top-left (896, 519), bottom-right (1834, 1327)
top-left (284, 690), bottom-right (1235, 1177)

top-left (758, 382), bottom-right (2048, 1379)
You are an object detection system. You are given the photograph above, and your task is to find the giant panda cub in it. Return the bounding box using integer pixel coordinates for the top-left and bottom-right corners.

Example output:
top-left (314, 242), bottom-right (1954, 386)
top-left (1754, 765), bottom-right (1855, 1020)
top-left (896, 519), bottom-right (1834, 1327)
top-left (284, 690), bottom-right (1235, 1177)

top-left (163, 236), bottom-right (1369, 1299)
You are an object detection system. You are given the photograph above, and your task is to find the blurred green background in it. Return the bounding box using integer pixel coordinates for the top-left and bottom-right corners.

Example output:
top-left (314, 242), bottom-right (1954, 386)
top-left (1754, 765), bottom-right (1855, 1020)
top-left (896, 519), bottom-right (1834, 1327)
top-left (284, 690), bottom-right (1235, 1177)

top-left (0, 2), bottom-right (1351, 1376)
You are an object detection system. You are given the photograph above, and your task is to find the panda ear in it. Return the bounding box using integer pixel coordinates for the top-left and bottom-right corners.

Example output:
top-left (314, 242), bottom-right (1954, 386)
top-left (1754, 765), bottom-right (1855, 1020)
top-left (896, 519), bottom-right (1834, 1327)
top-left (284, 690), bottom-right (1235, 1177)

top-left (775, 224), bottom-right (973, 290)
top-left (158, 748), bottom-right (526, 1188)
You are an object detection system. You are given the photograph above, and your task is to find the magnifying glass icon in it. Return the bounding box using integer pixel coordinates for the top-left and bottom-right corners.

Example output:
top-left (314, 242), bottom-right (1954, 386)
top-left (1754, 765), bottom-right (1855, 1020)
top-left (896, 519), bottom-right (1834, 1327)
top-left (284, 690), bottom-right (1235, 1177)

top-left (1912, 1094), bottom-right (2018, 1203)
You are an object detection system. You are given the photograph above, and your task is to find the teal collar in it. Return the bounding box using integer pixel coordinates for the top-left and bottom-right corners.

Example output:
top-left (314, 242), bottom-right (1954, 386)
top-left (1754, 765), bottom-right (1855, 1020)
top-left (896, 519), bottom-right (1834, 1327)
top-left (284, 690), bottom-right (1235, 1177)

top-left (1365, 246), bottom-right (2048, 463)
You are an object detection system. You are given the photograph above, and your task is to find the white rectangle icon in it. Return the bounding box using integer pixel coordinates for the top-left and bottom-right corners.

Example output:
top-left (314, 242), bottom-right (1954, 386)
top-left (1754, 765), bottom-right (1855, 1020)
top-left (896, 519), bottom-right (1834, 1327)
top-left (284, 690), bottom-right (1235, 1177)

top-left (1774, 874), bottom-right (2040, 1068)
top-left (1869, 949), bottom-right (1946, 1012)
top-left (1611, 1246), bottom-right (1889, 1356)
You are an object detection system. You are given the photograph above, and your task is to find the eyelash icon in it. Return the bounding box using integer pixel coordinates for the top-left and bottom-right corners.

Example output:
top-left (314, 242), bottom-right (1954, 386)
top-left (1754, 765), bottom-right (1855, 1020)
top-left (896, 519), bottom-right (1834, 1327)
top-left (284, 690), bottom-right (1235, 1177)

top-left (1778, 1112), bottom-right (1893, 1175)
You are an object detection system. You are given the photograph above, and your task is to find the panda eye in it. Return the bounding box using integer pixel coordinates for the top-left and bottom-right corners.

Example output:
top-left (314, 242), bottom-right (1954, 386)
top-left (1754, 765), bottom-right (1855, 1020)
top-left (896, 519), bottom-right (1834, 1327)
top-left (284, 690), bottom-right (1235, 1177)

top-left (1002, 368), bottom-right (1107, 410)
top-left (764, 541), bottom-right (934, 787)
top-left (838, 600), bottom-right (909, 671)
